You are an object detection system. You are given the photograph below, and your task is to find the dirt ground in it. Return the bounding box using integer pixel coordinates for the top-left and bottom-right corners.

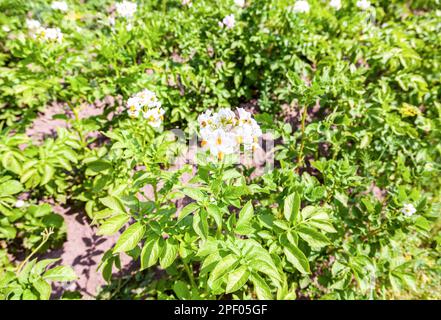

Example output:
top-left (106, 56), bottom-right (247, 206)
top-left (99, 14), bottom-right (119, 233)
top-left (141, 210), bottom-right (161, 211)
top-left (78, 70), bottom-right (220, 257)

top-left (46, 205), bottom-right (132, 299)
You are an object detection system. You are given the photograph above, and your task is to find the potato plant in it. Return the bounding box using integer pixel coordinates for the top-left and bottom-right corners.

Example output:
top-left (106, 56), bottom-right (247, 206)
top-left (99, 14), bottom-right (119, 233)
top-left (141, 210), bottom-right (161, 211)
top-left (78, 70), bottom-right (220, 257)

top-left (0, 0), bottom-right (440, 300)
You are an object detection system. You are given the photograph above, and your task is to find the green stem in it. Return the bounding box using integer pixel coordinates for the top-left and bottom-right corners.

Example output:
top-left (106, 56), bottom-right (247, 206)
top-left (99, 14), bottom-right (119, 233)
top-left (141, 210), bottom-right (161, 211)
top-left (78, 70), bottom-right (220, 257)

top-left (183, 260), bottom-right (196, 288)
top-left (162, 0), bottom-right (167, 15)
top-left (296, 105), bottom-right (308, 174)
top-left (153, 183), bottom-right (159, 207)
top-left (17, 228), bottom-right (54, 274)
top-left (67, 102), bottom-right (87, 149)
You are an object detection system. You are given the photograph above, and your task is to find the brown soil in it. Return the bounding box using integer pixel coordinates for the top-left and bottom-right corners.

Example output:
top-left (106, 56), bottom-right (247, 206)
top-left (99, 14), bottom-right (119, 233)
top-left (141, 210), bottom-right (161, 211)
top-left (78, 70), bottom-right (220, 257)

top-left (43, 205), bottom-right (132, 299)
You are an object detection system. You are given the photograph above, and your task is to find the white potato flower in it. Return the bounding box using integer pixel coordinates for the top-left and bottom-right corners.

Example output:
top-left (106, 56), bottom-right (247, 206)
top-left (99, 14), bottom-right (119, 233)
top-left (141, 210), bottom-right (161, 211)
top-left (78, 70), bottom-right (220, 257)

top-left (356, 0), bottom-right (370, 10)
top-left (329, 0), bottom-right (342, 10)
top-left (197, 107), bottom-right (262, 160)
top-left (292, 0), bottom-right (310, 13)
top-left (26, 19), bottom-right (41, 30)
top-left (214, 108), bottom-right (236, 128)
top-left (137, 89), bottom-right (158, 107)
top-left (207, 129), bottom-right (237, 160)
top-left (182, 0), bottom-right (192, 6)
top-left (127, 107), bottom-right (140, 118)
top-left (234, 0), bottom-right (246, 8)
top-left (34, 27), bottom-right (63, 42)
top-left (219, 14), bottom-right (235, 29)
top-left (51, 1), bottom-right (68, 11)
top-left (143, 107), bottom-right (165, 128)
top-left (198, 110), bottom-right (213, 128)
top-left (126, 89), bottom-right (164, 127)
top-left (116, 1), bottom-right (137, 18)
top-left (401, 203), bottom-right (416, 217)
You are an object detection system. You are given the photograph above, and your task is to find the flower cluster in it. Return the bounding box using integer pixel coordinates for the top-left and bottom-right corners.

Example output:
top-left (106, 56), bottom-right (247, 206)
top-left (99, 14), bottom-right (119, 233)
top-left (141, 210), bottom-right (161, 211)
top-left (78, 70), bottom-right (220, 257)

top-left (116, 1), bottom-right (137, 18)
top-left (219, 14), bottom-right (235, 29)
top-left (126, 89), bottom-right (165, 128)
top-left (291, 0), bottom-right (310, 13)
top-left (197, 108), bottom-right (262, 160)
top-left (33, 26), bottom-right (63, 43)
top-left (51, 1), bottom-right (68, 11)
top-left (401, 203), bottom-right (416, 217)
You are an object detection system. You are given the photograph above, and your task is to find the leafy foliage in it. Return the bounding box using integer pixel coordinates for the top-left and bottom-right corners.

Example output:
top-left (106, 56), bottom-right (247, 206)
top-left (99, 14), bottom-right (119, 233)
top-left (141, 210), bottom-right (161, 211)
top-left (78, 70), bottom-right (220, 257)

top-left (0, 0), bottom-right (440, 300)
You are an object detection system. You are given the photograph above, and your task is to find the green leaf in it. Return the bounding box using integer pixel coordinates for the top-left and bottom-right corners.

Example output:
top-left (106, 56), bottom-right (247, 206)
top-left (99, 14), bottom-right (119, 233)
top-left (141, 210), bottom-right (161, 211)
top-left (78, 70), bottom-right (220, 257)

top-left (99, 196), bottom-right (126, 214)
top-left (182, 188), bottom-right (206, 202)
top-left (283, 244), bottom-right (310, 274)
top-left (87, 160), bottom-right (112, 173)
top-left (43, 266), bottom-right (77, 282)
top-left (140, 238), bottom-right (161, 270)
top-left (0, 180), bottom-right (23, 196)
top-left (40, 164), bottom-right (55, 186)
top-left (99, 252), bottom-right (114, 282)
top-left (206, 204), bottom-right (222, 229)
top-left (20, 168), bottom-right (38, 187)
top-left (284, 193), bottom-right (300, 223)
top-left (33, 259), bottom-right (60, 275)
top-left (249, 258), bottom-right (282, 286)
top-left (236, 201), bottom-right (254, 227)
top-left (113, 222), bottom-right (145, 253)
top-left (159, 239), bottom-right (178, 269)
top-left (307, 220), bottom-right (337, 233)
top-left (97, 214), bottom-right (129, 236)
top-left (2, 152), bottom-right (22, 174)
top-left (33, 279), bottom-right (51, 300)
top-left (226, 265), bottom-right (250, 294)
top-left (0, 226), bottom-right (17, 239)
top-left (173, 280), bottom-right (191, 300)
top-left (297, 226), bottom-right (330, 248)
top-left (18, 258), bottom-right (37, 283)
top-left (178, 202), bottom-right (199, 222)
top-left (22, 289), bottom-right (38, 300)
top-left (193, 210), bottom-right (208, 240)
top-left (208, 254), bottom-right (238, 289)
top-left (251, 273), bottom-right (273, 300)
top-left (222, 169), bottom-right (242, 180)
top-left (273, 219), bottom-right (290, 230)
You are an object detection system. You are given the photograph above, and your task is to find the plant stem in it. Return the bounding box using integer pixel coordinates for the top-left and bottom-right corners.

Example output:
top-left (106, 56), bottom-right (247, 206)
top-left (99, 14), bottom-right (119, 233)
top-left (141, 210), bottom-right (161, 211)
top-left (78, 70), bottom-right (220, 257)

top-left (66, 102), bottom-right (86, 149)
top-left (17, 228), bottom-right (54, 274)
top-left (153, 183), bottom-right (159, 205)
top-left (183, 260), bottom-right (196, 288)
top-left (296, 105), bottom-right (308, 174)
top-left (162, 0), bottom-right (167, 15)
